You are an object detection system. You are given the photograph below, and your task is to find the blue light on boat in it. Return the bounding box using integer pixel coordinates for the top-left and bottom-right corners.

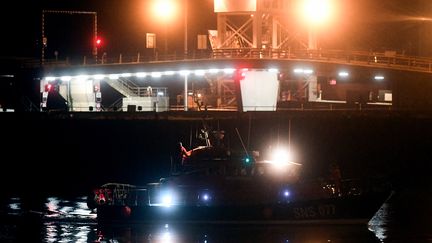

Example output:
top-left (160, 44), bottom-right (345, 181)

top-left (198, 191), bottom-right (212, 205)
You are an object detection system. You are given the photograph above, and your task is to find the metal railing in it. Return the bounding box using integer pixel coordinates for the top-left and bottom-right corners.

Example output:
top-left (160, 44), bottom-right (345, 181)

top-left (38, 100), bottom-right (393, 113)
top-left (38, 48), bottom-right (432, 74)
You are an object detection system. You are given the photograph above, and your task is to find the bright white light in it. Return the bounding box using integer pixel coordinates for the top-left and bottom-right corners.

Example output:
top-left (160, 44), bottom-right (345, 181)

top-left (151, 72), bottom-right (162, 78)
top-left (161, 232), bottom-right (172, 242)
top-left (136, 72), bottom-right (147, 78)
top-left (108, 74), bottom-right (119, 80)
top-left (151, 190), bottom-right (178, 207)
top-left (304, 69), bottom-right (314, 74)
top-left (268, 68), bottom-right (279, 73)
top-left (284, 190), bottom-right (290, 197)
top-left (164, 71), bottom-right (175, 75)
top-left (179, 70), bottom-right (190, 76)
top-left (194, 70), bottom-right (205, 76)
top-left (223, 68), bottom-right (235, 74)
top-left (294, 68), bottom-right (314, 75)
top-left (93, 74), bottom-right (105, 80)
top-left (339, 72), bottom-right (349, 77)
top-left (271, 148), bottom-right (292, 167)
top-left (200, 192), bottom-right (211, 202)
top-left (120, 73), bottom-right (132, 77)
top-left (294, 68), bottom-right (303, 74)
top-left (208, 69), bottom-right (219, 74)
top-left (153, 0), bottom-right (177, 21)
top-left (162, 194), bottom-right (173, 207)
top-left (157, 91), bottom-right (164, 96)
top-left (60, 76), bottom-right (72, 82)
top-left (302, 0), bottom-right (333, 25)
top-left (45, 77), bottom-right (56, 81)
top-left (374, 76), bottom-right (385, 80)
top-left (75, 75), bottom-right (89, 81)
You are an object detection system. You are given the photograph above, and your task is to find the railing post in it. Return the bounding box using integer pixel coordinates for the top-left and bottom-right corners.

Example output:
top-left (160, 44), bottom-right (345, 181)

top-left (83, 56), bottom-right (86, 65)
top-left (137, 52), bottom-right (140, 63)
top-left (119, 54), bottom-right (122, 64)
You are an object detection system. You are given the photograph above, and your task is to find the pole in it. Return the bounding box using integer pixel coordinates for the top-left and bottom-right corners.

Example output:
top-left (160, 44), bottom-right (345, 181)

top-left (184, 0), bottom-right (188, 58)
top-left (164, 22), bottom-right (168, 56)
top-left (308, 27), bottom-right (317, 50)
top-left (184, 75), bottom-right (188, 111)
top-left (41, 11), bottom-right (45, 65)
top-left (94, 13), bottom-right (98, 63)
top-left (288, 118), bottom-right (291, 153)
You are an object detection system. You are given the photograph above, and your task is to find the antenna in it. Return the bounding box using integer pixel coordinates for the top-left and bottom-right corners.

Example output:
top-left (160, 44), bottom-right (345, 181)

top-left (288, 118), bottom-right (291, 153)
top-left (201, 117), bottom-right (211, 147)
top-left (235, 128), bottom-right (249, 158)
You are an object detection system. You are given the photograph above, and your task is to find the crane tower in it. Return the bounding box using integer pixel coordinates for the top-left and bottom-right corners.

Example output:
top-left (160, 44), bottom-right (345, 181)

top-left (213, 0), bottom-right (308, 50)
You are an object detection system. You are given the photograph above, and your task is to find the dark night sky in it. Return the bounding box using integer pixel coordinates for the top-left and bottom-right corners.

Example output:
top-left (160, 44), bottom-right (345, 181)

top-left (1, 0), bottom-right (432, 59)
top-left (0, 0), bottom-right (216, 60)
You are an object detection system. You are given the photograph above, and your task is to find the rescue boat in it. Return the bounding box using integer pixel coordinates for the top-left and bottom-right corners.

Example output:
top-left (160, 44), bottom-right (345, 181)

top-left (88, 122), bottom-right (392, 224)
top-left (88, 147), bottom-right (392, 225)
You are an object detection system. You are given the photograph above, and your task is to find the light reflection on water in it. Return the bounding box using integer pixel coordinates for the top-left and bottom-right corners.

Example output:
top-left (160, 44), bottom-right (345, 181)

top-left (368, 203), bottom-right (390, 242)
top-left (45, 223), bottom-right (93, 243)
top-left (2, 195), bottom-right (429, 243)
top-left (96, 222), bottom-right (382, 243)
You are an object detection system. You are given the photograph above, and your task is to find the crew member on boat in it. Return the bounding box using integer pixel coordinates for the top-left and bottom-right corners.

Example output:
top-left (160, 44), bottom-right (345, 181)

top-left (180, 142), bottom-right (192, 160)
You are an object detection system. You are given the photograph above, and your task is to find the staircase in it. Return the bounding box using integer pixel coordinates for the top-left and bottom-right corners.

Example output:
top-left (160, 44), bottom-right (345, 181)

top-left (105, 77), bottom-right (137, 98)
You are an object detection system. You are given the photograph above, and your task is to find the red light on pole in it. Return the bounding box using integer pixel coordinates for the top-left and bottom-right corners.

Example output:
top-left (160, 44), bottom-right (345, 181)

top-left (233, 69), bottom-right (247, 81)
top-left (96, 38), bottom-right (102, 47)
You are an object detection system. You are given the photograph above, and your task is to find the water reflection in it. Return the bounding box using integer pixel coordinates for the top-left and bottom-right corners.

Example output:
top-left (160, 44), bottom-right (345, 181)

top-left (0, 195), bottom-right (398, 243)
top-left (96, 223), bottom-right (380, 243)
top-left (44, 196), bottom-right (95, 220)
top-left (368, 203), bottom-right (390, 242)
top-left (45, 223), bottom-right (93, 243)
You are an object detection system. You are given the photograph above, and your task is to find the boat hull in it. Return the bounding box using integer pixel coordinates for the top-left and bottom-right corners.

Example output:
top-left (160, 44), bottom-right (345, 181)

top-left (96, 192), bottom-right (388, 225)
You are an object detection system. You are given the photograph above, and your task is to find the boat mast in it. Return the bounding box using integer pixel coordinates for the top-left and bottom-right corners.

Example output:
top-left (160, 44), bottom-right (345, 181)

top-left (288, 118), bottom-right (291, 153)
top-left (201, 118), bottom-right (211, 147)
top-left (235, 127), bottom-right (250, 159)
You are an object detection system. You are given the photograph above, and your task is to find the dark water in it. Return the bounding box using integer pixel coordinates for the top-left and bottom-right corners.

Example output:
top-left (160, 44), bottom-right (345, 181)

top-left (1, 190), bottom-right (431, 243)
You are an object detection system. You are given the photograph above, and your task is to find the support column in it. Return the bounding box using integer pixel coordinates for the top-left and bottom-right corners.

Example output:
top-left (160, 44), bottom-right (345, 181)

top-left (216, 14), bottom-right (227, 49)
top-left (272, 16), bottom-right (279, 49)
top-left (252, 13), bottom-right (262, 48)
top-left (184, 75), bottom-right (188, 111)
top-left (308, 28), bottom-right (317, 50)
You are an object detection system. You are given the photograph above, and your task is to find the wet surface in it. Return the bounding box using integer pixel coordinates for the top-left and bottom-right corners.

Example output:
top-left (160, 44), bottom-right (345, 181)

top-left (0, 190), bottom-right (431, 242)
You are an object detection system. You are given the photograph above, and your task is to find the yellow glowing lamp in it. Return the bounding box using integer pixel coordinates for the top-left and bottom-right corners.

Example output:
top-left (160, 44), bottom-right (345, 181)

top-left (302, 0), bottom-right (333, 26)
top-left (153, 0), bottom-right (177, 21)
